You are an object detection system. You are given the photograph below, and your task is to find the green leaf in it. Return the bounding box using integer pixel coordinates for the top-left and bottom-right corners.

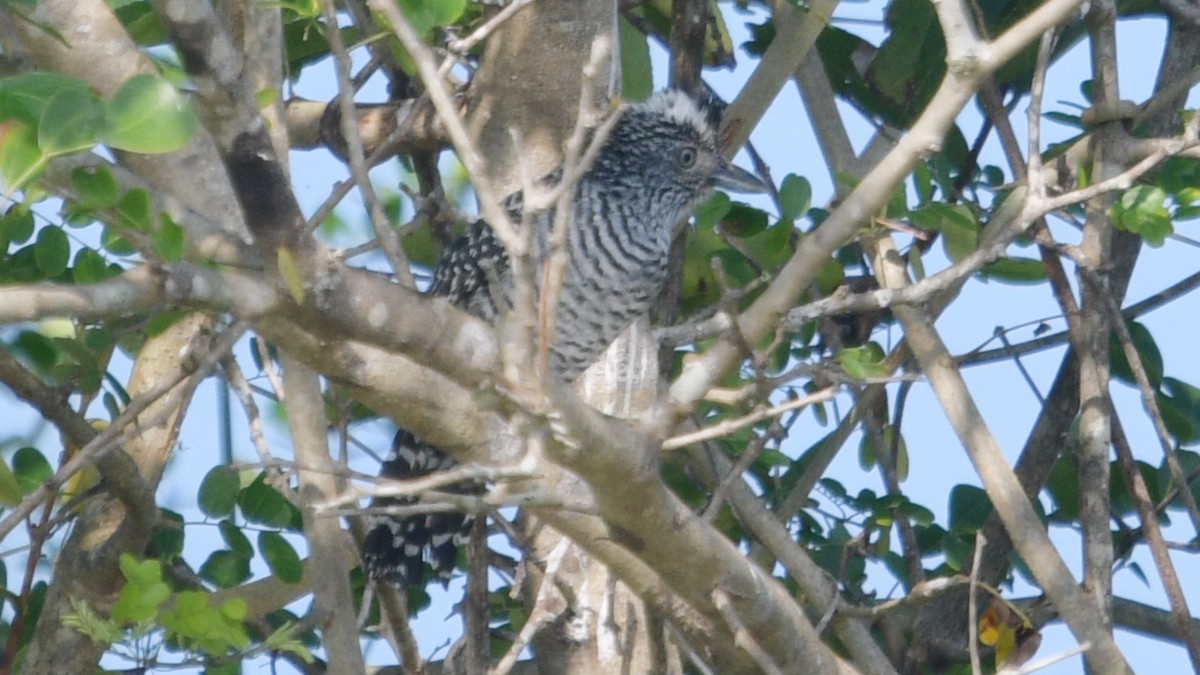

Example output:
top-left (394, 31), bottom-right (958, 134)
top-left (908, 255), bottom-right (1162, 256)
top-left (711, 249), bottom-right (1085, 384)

top-left (693, 191), bottom-right (731, 230)
top-left (779, 173), bottom-right (811, 222)
top-left (103, 75), bottom-right (196, 153)
top-left (398, 0), bottom-right (467, 33)
top-left (118, 553), bottom-right (163, 587)
top-left (146, 308), bottom-right (188, 336)
top-left (198, 465), bottom-right (241, 518)
top-left (1109, 320), bottom-right (1164, 390)
top-left (70, 166), bottom-right (120, 210)
top-left (153, 212), bottom-right (184, 261)
top-left (0, 456), bottom-right (24, 506)
top-left (72, 248), bottom-right (113, 285)
top-left (112, 556), bottom-right (169, 624)
top-left (1158, 378), bottom-right (1200, 445)
top-left (0, 72), bottom-right (91, 126)
top-left (838, 343), bottom-right (888, 380)
top-left (113, 1), bottom-right (168, 45)
top-left (259, 531), bottom-right (303, 583)
top-left (13, 447), bottom-right (52, 494)
top-left (0, 121), bottom-right (45, 193)
top-left (38, 87), bottom-right (106, 156)
top-left (910, 203), bottom-right (978, 261)
top-left (721, 202), bottom-right (769, 238)
top-left (198, 550), bottom-right (252, 588)
top-left (101, 224), bottom-right (137, 256)
top-left (149, 509), bottom-right (185, 560)
top-left (219, 519), bottom-right (254, 559)
top-left (948, 484), bottom-right (992, 533)
top-left (115, 188), bottom-right (153, 232)
top-left (2, 204), bottom-right (35, 244)
top-left (276, 246), bottom-right (306, 304)
top-left (1043, 111), bottom-right (1083, 129)
top-left (1112, 185), bottom-right (1172, 247)
top-left (34, 225), bottom-right (70, 278)
top-left (237, 473), bottom-right (296, 528)
top-left (981, 257), bottom-right (1047, 284)
top-left (12, 331), bottom-right (58, 372)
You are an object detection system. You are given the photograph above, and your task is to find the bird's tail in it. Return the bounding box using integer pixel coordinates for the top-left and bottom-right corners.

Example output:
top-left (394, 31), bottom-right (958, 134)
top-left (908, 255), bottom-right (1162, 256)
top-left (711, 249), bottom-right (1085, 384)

top-left (362, 430), bottom-right (480, 587)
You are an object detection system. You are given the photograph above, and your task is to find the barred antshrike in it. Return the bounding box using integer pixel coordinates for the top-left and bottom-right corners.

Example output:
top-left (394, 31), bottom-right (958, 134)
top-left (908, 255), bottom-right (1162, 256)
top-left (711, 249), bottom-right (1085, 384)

top-left (362, 90), bottom-right (764, 586)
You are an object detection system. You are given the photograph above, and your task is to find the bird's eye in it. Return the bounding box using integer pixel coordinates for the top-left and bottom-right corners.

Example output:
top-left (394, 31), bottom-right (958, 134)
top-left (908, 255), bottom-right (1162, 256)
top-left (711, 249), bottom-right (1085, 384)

top-left (678, 147), bottom-right (697, 168)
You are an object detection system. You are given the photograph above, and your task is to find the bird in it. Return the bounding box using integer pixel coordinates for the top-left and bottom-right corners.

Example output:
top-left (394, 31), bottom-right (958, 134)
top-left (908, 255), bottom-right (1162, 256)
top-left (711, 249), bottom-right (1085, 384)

top-left (362, 89), bottom-right (765, 587)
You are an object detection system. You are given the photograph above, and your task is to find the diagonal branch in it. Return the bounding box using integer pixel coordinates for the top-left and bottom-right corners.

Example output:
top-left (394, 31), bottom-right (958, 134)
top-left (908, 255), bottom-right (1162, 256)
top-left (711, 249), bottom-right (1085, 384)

top-left (868, 231), bottom-right (1132, 673)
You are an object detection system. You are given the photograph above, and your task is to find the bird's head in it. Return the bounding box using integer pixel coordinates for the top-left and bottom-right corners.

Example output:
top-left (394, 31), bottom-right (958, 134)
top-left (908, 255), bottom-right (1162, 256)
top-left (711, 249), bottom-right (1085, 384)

top-left (589, 90), bottom-right (765, 222)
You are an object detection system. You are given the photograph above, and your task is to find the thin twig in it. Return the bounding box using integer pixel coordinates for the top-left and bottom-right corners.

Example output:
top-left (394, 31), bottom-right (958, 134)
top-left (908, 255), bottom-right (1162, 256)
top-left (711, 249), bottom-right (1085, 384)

top-left (1110, 413), bottom-right (1200, 667)
top-left (220, 356), bottom-right (280, 471)
top-left (367, 0), bottom-right (523, 254)
top-left (1008, 642), bottom-right (1091, 674)
top-left (490, 539), bottom-right (571, 675)
top-left (0, 322), bottom-right (248, 541)
top-left (662, 388), bottom-right (836, 450)
top-left (447, 0), bottom-right (536, 55)
top-left (319, 464), bottom-right (534, 510)
top-left (321, 0), bottom-right (415, 288)
top-left (969, 532), bottom-right (986, 675)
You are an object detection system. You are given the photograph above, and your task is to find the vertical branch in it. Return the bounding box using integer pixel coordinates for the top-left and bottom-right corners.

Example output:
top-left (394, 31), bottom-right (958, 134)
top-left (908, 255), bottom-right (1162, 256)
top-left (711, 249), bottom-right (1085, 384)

top-left (280, 353), bottom-right (366, 673)
top-left (968, 532), bottom-right (986, 675)
top-left (669, 0), bottom-right (708, 94)
top-left (1077, 0), bottom-right (1119, 635)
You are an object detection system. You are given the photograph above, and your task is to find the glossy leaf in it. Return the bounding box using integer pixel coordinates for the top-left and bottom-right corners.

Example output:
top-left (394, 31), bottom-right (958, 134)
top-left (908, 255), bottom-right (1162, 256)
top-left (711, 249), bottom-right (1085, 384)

top-left (13, 446), bottom-right (52, 494)
top-left (238, 473), bottom-right (297, 528)
top-left (259, 531), bottom-right (304, 584)
top-left (0, 72), bottom-right (91, 126)
top-left (0, 121), bottom-right (44, 192)
top-left (38, 87), bottom-right (105, 155)
top-left (103, 75), bottom-right (197, 154)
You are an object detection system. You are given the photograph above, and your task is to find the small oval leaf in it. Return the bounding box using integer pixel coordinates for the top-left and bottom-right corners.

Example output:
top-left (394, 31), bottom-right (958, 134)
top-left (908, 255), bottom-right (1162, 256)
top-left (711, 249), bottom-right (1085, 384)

top-left (34, 225), bottom-right (70, 278)
top-left (197, 466), bottom-right (240, 518)
top-left (259, 531), bottom-right (303, 583)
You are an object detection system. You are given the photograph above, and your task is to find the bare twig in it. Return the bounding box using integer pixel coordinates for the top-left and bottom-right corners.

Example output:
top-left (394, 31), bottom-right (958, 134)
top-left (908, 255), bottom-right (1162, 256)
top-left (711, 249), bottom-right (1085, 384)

top-left (662, 388), bottom-right (836, 450)
top-left (321, 0), bottom-right (415, 288)
top-left (318, 463), bottom-right (534, 511)
top-left (1007, 642), bottom-right (1091, 674)
top-left (490, 539), bottom-right (572, 675)
top-left (969, 532), bottom-right (986, 675)
top-left (447, 0), bottom-right (536, 54)
top-left (367, 0), bottom-right (523, 255)
top-left (1110, 414), bottom-right (1200, 667)
top-left (220, 356), bottom-right (281, 471)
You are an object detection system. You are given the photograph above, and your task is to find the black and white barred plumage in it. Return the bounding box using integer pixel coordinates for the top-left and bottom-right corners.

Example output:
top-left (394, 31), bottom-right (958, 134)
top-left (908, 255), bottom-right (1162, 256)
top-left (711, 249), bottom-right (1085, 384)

top-left (362, 90), bottom-right (764, 587)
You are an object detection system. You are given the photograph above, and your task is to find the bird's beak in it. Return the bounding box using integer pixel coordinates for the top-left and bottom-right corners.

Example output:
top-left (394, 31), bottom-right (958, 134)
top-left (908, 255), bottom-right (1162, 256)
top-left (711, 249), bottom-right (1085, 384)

top-left (713, 160), bottom-right (768, 194)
